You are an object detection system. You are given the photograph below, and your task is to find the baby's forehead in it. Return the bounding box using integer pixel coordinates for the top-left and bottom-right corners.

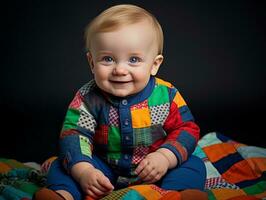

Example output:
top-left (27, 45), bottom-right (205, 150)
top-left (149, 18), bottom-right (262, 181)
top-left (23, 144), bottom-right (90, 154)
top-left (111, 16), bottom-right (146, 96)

top-left (102, 18), bottom-right (154, 33)
top-left (90, 19), bottom-right (160, 54)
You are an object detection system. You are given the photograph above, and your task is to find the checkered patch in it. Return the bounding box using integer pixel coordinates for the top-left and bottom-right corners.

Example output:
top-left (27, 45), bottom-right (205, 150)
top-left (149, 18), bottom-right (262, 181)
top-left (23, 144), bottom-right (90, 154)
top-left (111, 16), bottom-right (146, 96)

top-left (205, 177), bottom-right (239, 190)
top-left (79, 80), bottom-right (96, 96)
top-left (109, 106), bottom-right (119, 126)
top-left (132, 146), bottom-right (149, 164)
top-left (150, 185), bottom-right (169, 195)
top-left (133, 128), bottom-right (152, 146)
top-left (131, 100), bottom-right (148, 110)
top-left (77, 110), bottom-right (96, 132)
top-left (94, 125), bottom-right (108, 145)
top-left (150, 103), bottom-right (170, 125)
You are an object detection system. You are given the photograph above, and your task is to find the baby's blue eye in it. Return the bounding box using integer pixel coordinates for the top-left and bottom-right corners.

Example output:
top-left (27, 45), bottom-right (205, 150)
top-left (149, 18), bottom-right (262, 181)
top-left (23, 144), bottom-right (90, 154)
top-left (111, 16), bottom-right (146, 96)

top-left (129, 57), bottom-right (140, 63)
top-left (103, 56), bottom-right (113, 62)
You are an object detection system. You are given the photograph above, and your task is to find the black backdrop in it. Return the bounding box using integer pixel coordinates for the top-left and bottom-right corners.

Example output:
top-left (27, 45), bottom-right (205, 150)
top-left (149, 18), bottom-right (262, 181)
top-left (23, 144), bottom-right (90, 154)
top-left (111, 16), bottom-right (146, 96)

top-left (1, 1), bottom-right (265, 163)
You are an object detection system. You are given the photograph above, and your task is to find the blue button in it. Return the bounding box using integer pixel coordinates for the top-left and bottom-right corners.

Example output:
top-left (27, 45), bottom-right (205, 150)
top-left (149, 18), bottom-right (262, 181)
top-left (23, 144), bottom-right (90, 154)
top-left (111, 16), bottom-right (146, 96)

top-left (122, 99), bottom-right (128, 105)
top-left (125, 136), bottom-right (130, 141)
top-left (124, 119), bottom-right (129, 126)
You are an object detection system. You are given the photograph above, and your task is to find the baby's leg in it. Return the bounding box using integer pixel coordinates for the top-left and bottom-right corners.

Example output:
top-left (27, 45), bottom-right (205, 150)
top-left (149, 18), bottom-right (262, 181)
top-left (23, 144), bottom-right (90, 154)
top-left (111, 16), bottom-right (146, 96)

top-left (34, 156), bottom-right (116, 200)
top-left (159, 155), bottom-right (207, 199)
top-left (35, 158), bottom-right (83, 200)
top-left (159, 155), bottom-right (206, 191)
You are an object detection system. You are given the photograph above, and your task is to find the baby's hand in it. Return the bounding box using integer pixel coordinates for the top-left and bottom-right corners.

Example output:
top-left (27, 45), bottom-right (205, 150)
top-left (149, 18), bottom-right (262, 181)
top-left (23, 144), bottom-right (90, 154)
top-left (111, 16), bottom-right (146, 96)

top-left (135, 152), bottom-right (169, 183)
top-left (79, 166), bottom-right (114, 199)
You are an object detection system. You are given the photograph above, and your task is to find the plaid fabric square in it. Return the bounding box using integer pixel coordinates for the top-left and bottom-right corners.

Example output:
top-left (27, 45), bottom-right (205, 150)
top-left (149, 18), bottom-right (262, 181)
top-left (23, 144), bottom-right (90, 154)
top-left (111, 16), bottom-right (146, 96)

top-left (108, 106), bottom-right (119, 126)
top-left (102, 187), bottom-right (131, 199)
top-left (94, 125), bottom-right (108, 145)
top-left (131, 107), bottom-right (151, 128)
top-left (150, 103), bottom-right (170, 125)
top-left (79, 80), bottom-right (95, 96)
top-left (132, 146), bottom-right (149, 164)
top-left (133, 128), bottom-right (152, 146)
top-left (69, 92), bottom-right (82, 109)
top-left (150, 185), bottom-right (169, 195)
top-left (131, 100), bottom-right (148, 110)
top-left (77, 110), bottom-right (96, 132)
top-left (205, 177), bottom-right (223, 189)
top-left (205, 177), bottom-right (239, 190)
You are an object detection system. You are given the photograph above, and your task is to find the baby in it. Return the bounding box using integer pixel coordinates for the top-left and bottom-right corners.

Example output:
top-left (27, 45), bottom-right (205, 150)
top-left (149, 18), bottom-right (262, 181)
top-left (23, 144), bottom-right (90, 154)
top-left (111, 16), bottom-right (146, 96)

top-left (34, 4), bottom-right (206, 200)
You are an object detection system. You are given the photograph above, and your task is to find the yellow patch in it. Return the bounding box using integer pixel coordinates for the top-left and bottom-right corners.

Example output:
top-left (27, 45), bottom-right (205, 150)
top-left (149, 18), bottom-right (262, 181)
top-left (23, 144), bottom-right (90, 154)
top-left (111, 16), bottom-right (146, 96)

top-left (155, 77), bottom-right (173, 88)
top-left (173, 92), bottom-right (187, 108)
top-left (131, 107), bottom-right (151, 128)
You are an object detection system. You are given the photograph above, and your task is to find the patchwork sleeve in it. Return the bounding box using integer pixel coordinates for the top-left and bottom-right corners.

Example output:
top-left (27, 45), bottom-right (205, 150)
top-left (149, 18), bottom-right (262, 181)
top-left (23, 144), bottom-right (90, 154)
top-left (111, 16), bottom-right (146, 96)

top-left (161, 89), bottom-right (200, 165)
top-left (58, 89), bottom-right (97, 172)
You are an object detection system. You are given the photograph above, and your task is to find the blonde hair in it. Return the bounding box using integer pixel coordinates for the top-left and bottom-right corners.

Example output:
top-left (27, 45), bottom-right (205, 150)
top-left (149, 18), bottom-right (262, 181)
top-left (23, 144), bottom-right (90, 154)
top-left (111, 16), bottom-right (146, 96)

top-left (84, 4), bottom-right (164, 54)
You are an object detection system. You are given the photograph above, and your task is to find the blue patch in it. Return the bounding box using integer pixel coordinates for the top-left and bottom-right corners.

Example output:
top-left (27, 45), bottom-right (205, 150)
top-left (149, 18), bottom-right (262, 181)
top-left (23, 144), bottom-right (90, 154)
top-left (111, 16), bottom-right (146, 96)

top-left (213, 152), bottom-right (244, 174)
top-left (179, 106), bottom-right (194, 122)
top-left (216, 132), bottom-right (232, 143)
top-left (121, 189), bottom-right (145, 200)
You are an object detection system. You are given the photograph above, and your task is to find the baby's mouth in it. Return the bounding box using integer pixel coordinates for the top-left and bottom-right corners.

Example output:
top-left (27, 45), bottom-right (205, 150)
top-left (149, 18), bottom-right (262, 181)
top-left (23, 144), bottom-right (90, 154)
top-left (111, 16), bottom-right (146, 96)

top-left (110, 80), bottom-right (132, 84)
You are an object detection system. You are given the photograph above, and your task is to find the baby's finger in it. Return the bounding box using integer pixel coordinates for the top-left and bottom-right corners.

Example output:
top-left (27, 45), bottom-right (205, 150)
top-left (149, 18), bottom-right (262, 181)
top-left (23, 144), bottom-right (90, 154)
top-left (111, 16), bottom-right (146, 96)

top-left (97, 177), bottom-right (114, 191)
top-left (142, 169), bottom-right (157, 181)
top-left (138, 164), bottom-right (153, 180)
top-left (145, 173), bottom-right (161, 184)
top-left (135, 159), bottom-right (149, 175)
top-left (90, 185), bottom-right (106, 197)
top-left (86, 187), bottom-right (102, 199)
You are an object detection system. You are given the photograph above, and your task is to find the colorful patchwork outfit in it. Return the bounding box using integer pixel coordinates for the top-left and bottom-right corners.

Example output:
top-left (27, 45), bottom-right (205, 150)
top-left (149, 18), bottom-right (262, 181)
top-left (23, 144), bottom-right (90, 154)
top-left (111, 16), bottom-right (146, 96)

top-left (47, 76), bottom-right (206, 199)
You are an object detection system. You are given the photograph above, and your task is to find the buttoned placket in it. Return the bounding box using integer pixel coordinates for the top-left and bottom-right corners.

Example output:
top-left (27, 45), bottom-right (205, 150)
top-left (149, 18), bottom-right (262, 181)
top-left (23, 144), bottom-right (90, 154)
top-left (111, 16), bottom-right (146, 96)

top-left (118, 98), bottom-right (133, 169)
top-left (119, 99), bottom-right (133, 147)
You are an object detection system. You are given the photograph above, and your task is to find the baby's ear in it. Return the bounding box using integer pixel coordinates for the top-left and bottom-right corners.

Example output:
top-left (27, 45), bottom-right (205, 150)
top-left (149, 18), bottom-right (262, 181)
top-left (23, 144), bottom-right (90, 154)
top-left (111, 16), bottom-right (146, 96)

top-left (86, 52), bottom-right (95, 73)
top-left (151, 55), bottom-right (163, 76)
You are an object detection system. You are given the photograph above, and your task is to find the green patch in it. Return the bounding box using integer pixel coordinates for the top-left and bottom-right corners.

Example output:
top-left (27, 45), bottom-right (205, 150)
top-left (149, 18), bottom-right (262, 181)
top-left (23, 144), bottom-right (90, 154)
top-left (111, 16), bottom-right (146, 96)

top-left (148, 85), bottom-right (169, 106)
top-left (243, 181), bottom-right (266, 195)
top-left (62, 108), bottom-right (80, 131)
top-left (108, 126), bottom-right (121, 152)
top-left (79, 135), bottom-right (91, 157)
top-left (107, 152), bottom-right (121, 161)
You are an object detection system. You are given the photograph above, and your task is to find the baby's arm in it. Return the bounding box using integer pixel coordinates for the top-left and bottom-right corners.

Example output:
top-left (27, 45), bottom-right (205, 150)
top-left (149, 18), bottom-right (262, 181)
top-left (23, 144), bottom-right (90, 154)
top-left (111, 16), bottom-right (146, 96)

top-left (59, 83), bottom-right (114, 198)
top-left (136, 88), bottom-right (199, 183)
top-left (71, 162), bottom-right (114, 199)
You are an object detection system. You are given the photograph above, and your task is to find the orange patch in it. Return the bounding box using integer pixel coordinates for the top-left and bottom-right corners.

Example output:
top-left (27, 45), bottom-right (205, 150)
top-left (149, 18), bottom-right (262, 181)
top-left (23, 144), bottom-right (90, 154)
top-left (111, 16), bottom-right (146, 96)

top-left (130, 185), bottom-right (163, 199)
top-left (203, 143), bottom-right (237, 163)
top-left (222, 158), bottom-right (266, 183)
top-left (211, 188), bottom-right (246, 200)
top-left (0, 163), bottom-right (11, 173)
top-left (156, 78), bottom-right (173, 88)
top-left (131, 107), bottom-right (151, 128)
top-left (173, 92), bottom-right (186, 108)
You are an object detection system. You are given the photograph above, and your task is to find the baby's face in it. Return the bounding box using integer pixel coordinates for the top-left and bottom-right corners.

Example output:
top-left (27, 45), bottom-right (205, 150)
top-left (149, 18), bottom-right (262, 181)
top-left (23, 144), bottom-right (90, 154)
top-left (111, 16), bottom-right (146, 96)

top-left (88, 20), bottom-right (163, 97)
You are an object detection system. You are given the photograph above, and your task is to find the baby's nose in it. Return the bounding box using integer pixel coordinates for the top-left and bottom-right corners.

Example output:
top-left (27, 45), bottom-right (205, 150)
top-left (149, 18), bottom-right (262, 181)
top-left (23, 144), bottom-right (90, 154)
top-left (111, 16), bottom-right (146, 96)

top-left (112, 64), bottom-right (128, 75)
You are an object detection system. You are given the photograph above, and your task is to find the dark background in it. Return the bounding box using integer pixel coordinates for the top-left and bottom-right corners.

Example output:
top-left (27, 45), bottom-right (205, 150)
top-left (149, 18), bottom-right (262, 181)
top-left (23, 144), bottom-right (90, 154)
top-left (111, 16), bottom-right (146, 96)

top-left (1, 1), bottom-right (265, 163)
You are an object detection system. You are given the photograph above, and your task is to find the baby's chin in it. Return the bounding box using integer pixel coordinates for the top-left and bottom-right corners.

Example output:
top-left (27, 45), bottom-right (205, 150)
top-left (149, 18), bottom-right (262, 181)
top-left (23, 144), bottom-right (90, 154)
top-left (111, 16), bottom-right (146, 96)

top-left (108, 88), bottom-right (142, 98)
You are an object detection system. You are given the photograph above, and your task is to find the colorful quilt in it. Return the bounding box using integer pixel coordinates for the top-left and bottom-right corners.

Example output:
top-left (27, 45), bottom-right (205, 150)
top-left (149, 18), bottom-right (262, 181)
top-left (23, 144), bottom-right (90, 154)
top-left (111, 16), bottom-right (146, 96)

top-left (0, 132), bottom-right (265, 200)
